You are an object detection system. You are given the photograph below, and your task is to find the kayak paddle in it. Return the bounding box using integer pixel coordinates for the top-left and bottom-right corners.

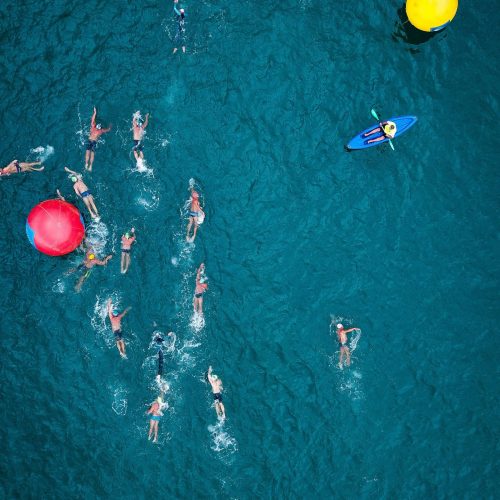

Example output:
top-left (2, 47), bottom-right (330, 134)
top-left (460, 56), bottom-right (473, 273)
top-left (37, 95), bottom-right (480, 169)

top-left (371, 108), bottom-right (395, 151)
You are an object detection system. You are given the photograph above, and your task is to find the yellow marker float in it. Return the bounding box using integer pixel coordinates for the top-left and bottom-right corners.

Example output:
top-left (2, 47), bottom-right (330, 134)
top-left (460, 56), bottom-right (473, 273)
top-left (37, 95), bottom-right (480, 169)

top-left (406, 0), bottom-right (458, 32)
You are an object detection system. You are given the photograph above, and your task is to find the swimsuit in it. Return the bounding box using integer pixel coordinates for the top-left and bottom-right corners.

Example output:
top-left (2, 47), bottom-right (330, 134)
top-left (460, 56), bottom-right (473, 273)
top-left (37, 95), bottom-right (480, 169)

top-left (150, 415), bottom-right (161, 422)
top-left (133, 140), bottom-right (143, 152)
top-left (114, 329), bottom-right (123, 340)
top-left (86, 139), bottom-right (97, 152)
top-left (80, 190), bottom-right (91, 198)
top-left (121, 248), bottom-right (131, 253)
top-left (14, 161), bottom-right (21, 173)
top-left (195, 292), bottom-right (203, 298)
top-left (189, 211), bottom-right (199, 217)
top-left (213, 393), bottom-right (223, 402)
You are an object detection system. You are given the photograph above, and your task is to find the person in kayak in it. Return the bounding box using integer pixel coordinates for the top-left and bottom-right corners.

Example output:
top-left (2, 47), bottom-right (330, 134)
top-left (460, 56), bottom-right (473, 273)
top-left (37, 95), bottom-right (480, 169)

top-left (121, 228), bottom-right (136, 274)
top-left (173, 0), bottom-right (186, 54)
top-left (363, 120), bottom-right (397, 143)
top-left (335, 323), bottom-right (361, 368)
top-left (186, 188), bottom-right (205, 243)
top-left (85, 107), bottom-right (112, 171)
top-left (0, 159), bottom-right (44, 176)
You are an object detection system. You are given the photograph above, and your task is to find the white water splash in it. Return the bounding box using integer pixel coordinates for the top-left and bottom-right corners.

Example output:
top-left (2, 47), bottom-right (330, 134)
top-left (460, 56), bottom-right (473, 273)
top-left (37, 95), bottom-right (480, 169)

top-left (111, 385), bottom-right (128, 415)
top-left (190, 312), bottom-right (205, 333)
top-left (30, 145), bottom-right (54, 162)
top-left (208, 420), bottom-right (237, 454)
top-left (51, 278), bottom-right (65, 294)
top-left (85, 219), bottom-right (109, 254)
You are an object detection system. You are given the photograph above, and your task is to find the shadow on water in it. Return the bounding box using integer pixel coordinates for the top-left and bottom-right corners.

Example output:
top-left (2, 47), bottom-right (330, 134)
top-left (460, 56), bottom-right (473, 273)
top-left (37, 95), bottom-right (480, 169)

top-left (392, 5), bottom-right (445, 50)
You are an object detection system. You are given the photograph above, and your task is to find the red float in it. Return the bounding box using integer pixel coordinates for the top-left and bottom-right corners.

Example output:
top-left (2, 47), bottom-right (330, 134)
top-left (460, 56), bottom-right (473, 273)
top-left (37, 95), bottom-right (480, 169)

top-left (26, 200), bottom-right (85, 256)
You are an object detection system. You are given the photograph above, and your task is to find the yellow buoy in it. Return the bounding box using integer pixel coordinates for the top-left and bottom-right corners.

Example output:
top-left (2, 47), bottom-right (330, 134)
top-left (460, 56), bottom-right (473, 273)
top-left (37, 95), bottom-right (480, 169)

top-left (406, 0), bottom-right (458, 32)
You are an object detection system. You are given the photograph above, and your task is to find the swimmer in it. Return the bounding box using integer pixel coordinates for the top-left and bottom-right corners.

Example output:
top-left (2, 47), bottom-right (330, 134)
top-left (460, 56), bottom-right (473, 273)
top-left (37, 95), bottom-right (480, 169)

top-left (335, 323), bottom-right (361, 368)
top-left (173, 0), bottom-right (187, 54)
top-left (120, 228), bottom-right (136, 274)
top-left (132, 112), bottom-right (149, 163)
top-left (0, 159), bottom-right (44, 177)
top-left (146, 397), bottom-right (165, 443)
top-left (207, 366), bottom-right (226, 420)
top-left (155, 332), bottom-right (175, 383)
top-left (107, 299), bottom-right (131, 358)
top-left (363, 120), bottom-right (397, 144)
top-left (193, 263), bottom-right (208, 315)
top-left (186, 188), bottom-right (205, 243)
top-left (74, 250), bottom-right (112, 292)
top-left (64, 167), bottom-right (100, 219)
top-left (85, 106), bottom-right (112, 171)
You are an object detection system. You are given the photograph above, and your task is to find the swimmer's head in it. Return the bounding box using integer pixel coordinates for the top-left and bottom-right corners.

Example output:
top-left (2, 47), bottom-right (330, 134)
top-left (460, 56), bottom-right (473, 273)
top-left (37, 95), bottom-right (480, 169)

top-left (124, 232), bottom-right (131, 239)
top-left (180, 8), bottom-right (185, 13)
top-left (192, 191), bottom-right (199, 198)
top-left (135, 119), bottom-right (143, 128)
top-left (70, 176), bottom-right (78, 183)
top-left (157, 397), bottom-right (163, 404)
top-left (212, 374), bottom-right (218, 380)
top-left (200, 277), bottom-right (207, 284)
top-left (337, 323), bottom-right (344, 330)
top-left (88, 253), bottom-right (95, 260)
top-left (96, 123), bottom-right (102, 130)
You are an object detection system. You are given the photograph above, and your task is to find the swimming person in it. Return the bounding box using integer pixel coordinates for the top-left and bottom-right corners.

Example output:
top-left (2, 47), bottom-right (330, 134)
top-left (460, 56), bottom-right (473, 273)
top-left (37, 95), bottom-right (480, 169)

top-left (173, 0), bottom-right (186, 54)
top-left (146, 397), bottom-right (165, 443)
top-left (207, 366), bottom-right (226, 420)
top-left (85, 106), bottom-right (112, 171)
top-left (107, 299), bottom-right (131, 358)
top-left (121, 228), bottom-right (136, 274)
top-left (186, 188), bottom-right (205, 243)
top-left (363, 120), bottom-right (397, 144)
top-left (64, 167), bottom-right (100, 219)
top-left (335, 323), bottom-right (361, 368)
top-left (0, 160), bottom-right (44, 176)
top-left (193, 263), bottom-right (208, 315)
top-left (74, 250), bottom-right (112, 292)
top-left (132, 112), bottom-right (149, 163)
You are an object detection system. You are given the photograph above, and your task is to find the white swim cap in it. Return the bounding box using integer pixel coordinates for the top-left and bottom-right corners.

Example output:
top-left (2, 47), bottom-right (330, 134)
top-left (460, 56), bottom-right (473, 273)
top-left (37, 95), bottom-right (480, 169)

top-left (337, 323), bottom-right (343, 329)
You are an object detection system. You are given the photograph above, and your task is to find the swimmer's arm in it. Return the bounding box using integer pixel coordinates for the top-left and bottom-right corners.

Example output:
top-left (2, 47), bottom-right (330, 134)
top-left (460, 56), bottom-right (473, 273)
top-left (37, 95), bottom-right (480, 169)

top-left (344, 328), bottom-right (360, 334)
top-left (173, 0), bottom-right (181, 16)
top-left (64, 166), bottom-right (79, 175)
top-left (118, 306), bottom-right (132, 320)
top-left (101, 125), bottom-right (112, 133)
top-left (72, 184), bottom-right (82, 197)
top-left (94, 255), bottom-right (112, 266)
top-left (143, 113), bottom-right (149, 129)
top-left (91, 107), bottom-right (97, 126)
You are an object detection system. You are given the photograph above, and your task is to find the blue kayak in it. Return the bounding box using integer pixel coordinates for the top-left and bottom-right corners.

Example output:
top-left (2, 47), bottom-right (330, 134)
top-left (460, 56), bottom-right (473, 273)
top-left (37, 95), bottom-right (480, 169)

top-left (346, 116), bottom-right (418, 150)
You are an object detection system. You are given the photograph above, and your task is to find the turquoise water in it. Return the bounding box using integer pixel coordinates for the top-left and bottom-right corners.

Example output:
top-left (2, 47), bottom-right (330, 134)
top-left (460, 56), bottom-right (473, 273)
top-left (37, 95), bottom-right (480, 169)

top-left (1, 0), bottom-right (498, 497)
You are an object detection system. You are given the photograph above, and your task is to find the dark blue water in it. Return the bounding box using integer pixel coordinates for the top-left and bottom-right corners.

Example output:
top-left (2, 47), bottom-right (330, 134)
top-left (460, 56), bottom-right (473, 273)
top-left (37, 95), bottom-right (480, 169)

top-left (1, 0), bottom-right (498, 498)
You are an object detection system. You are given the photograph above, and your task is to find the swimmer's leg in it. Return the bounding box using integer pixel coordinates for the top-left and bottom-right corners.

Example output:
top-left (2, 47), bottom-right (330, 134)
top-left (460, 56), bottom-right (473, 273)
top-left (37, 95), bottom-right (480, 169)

top-left (88, 197), bottom-right (99, 218)
top-left (85, 150), bottom-right (90, 169)
top-left (121, 252), bottom-right (126, 274)
top-left (186, 218), bottom-right (194, 240)
top-left (173, 47), bottom-right (178, 54)
top-left (345, 347), bottom-right (351, 366)
top-left (125, 253), bottom-right (131, 273)
top-left (153, 421), bottom-right (159, 443)
top-left (148, 420), bottom-right (154, 440)
top-left (75, 274), bottom-right (86, 292)
top-left (87, 151), bottom-right (95, 172)
top-left (192, 222), bottom-right (199, 241)
top-left (182, 46), bottom-right (186, 53)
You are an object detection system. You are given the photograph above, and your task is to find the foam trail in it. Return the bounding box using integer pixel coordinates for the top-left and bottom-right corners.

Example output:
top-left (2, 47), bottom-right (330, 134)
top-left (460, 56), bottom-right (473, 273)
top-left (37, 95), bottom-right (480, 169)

top-left (110, 384), bottom-right (128, 415)
top-left (30, 145), bottom-right (54, 162)
top-left (208, 420), bottom-right (238, 454)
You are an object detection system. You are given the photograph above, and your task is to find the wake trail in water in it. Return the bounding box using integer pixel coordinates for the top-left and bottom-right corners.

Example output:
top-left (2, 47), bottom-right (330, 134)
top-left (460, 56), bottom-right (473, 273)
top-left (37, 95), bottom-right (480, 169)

top-left (30, 145), bottom-right (54, 163)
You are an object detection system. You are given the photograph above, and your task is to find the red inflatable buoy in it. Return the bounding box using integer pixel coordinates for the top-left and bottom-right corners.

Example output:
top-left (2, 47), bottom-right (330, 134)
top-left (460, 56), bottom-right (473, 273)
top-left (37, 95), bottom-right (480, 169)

top-left (26, 200), bottom-right (85, 256)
